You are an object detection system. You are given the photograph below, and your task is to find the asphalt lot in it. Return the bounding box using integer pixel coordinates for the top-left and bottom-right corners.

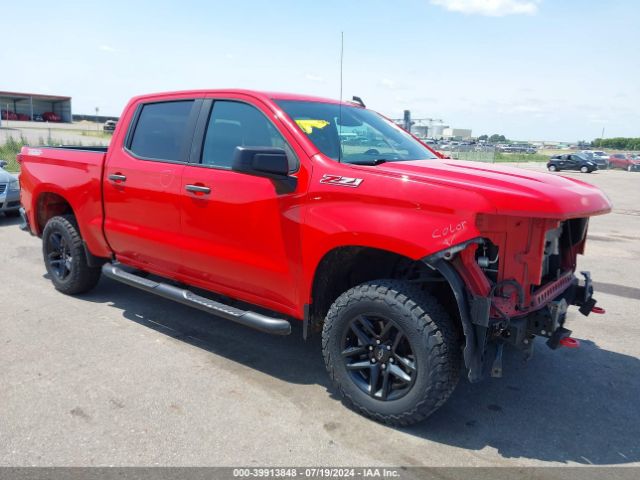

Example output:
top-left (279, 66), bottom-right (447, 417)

top-left (1, 164), bottom-right (639, 467)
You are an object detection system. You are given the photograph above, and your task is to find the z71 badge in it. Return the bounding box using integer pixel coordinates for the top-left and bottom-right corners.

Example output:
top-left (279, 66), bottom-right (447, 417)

top-left (320, 174), bottom-right (363, 188)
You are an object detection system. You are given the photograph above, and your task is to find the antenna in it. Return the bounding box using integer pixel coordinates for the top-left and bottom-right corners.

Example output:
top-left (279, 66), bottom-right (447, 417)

top-left (339, 31), bottom-right (344, 104)
top-left (338, 31), bottom-right (344, 163)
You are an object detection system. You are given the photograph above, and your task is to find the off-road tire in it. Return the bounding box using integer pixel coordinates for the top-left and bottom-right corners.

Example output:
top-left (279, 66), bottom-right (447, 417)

top-left (42, 215), bottom-right (101, 294)
top-left (322, 280), bottom-right (461, 426)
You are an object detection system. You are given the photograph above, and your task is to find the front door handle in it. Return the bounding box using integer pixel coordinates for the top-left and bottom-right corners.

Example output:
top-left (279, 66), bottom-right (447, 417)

top-left (108, 173), bottom-right (127, 182)
top-left (185, 184), bottom-right (211, 194)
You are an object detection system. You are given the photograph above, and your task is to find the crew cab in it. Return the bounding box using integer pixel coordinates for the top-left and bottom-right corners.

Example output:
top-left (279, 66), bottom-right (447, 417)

top-left (17, 90), bottom-right (611, 426)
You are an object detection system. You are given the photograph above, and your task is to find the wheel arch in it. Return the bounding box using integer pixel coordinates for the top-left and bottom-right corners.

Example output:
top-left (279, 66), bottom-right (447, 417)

top-left (34, 190), bottom-right (106, 268)
top-left (34, 190), bottom-right (74, 235)
top-left (305, 245), bottom-right (465, 348)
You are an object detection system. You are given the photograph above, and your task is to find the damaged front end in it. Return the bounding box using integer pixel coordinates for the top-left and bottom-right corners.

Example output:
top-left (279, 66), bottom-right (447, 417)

top-left (424, 214), bottom-right (603, 382)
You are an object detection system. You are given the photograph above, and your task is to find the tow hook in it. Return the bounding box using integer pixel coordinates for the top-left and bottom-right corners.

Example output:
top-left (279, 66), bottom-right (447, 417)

top-left (576, 271), bottom-right (597, 316)
top-left (546, 326), bottom-right (572, 350)
top-left (559, 337), bottom-right (580, 348)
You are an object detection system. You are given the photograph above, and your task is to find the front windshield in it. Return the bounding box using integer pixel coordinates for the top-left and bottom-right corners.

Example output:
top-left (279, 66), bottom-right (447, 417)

top-left (276, 100), bottom-right (438, 165)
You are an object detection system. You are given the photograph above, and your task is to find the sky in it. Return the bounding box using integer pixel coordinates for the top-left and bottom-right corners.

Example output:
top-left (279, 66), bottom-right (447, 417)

top-left (2, 0), bottom-right (639, 141)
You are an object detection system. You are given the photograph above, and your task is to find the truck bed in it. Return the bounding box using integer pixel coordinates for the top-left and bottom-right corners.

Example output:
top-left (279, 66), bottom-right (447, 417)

top-left (19, 145), bottom-right (112, 258)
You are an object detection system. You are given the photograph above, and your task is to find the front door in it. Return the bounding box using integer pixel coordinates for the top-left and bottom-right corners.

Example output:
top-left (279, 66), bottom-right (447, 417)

top-left (103, 98), bottom-right (201, 275)
top-left (179, 97), bottom-right (308, 313)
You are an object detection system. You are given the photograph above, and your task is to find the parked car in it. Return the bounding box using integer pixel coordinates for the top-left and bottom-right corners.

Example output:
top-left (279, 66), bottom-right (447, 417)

top-left (1, 110), bottom-right (18, 120)
top-left (16, 113), bottom-right (30, 121)
top-left (547, 154), bottom-right (598, 173)
top-left (511, 143), bottom-right (537, 154)
top-left (103, 120), bottom-right (117, 132)
top-left (623, 155), bottom-right (640, 172)
top-left (32, 114), bottom-right (44, 122)
top-left (18, 89), bottom-right (611, 426)
top-left (580, 150), bottom-right (610, 169)
top-left (42, 111), bottom-right (61, 122)
top-left (0, 160), bottom-right (21, 217)
top-left (609, 153), bottom-right (638, 170)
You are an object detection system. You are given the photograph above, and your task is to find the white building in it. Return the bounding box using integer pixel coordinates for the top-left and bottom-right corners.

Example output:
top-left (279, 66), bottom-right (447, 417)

top-left (441, 127), bottom-right (472, 140)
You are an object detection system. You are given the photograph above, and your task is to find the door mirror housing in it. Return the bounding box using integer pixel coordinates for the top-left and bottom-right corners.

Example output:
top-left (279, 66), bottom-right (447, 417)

top-left (232, 147), bottom-right (290, 177)
top-left (231, 147), bottom-right (296, 192)
top-left (0, 160), bottom-right (7, 169)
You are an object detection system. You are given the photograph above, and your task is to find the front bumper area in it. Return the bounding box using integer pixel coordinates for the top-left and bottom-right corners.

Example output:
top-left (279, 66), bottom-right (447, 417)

top-left (0, 188), bottom-right (20, 214)
top-left (460, 270), bottom-right (600, 382)
top-left (491, 272), bottom-right (600, 371)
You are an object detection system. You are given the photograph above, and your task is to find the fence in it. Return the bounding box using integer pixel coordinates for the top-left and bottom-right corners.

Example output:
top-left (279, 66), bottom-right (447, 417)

top-left (438, 145), bottom-right (553, 163)
top-left (438, 144), bottom-right (496, 162)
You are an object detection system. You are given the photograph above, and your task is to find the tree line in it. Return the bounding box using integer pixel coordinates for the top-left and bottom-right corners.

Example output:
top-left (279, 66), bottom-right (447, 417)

top-left (477, 134), bottom-right (507, 143)
top-left (591, 137), bottom-right (640, 150)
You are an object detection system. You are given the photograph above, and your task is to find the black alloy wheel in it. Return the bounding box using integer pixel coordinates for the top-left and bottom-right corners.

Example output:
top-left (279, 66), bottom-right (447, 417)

top-left (46, 231), bottom-right (73, 281)
top-left (342, 314), bottom-right (417, 401)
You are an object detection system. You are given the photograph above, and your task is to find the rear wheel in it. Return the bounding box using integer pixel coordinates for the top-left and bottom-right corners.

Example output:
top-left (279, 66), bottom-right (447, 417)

top-left (4, 210), bottom-right (20, 217)
top-left (42, 215), bottom-right (101, 294)
top-left (322, 280), bottom-right (461, 426)
top-left (580, 166), bottom-right (589, 173)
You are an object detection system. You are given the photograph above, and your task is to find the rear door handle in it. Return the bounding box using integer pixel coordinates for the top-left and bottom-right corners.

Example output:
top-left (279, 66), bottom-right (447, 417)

top-left (108, 173), bottom-right (127, 182)
top-left (185, 184), bottom-right (211, 194)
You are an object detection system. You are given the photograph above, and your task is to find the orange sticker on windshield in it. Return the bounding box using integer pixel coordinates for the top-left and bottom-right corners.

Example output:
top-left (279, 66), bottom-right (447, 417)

top-left (295, 119), bottom-right (329, 134)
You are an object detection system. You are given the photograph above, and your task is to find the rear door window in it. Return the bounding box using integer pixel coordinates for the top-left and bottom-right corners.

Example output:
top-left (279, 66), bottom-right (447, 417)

top-left (128, 100), bottom-right (196, 162)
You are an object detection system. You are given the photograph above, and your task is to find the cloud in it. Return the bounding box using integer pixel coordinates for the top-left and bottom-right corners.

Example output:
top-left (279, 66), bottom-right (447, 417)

top-left (380, 78), bottom-right (397, 89)
top-left (305, 73), bottom-right (325, 83)
top-left (430, 0), bottom-right (540, 16)
top-left (99, 45), bottom-right (117, 53)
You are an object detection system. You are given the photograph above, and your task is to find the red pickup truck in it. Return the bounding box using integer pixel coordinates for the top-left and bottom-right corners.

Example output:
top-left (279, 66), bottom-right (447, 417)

top-left (18, 89), bottom-right (611, 425)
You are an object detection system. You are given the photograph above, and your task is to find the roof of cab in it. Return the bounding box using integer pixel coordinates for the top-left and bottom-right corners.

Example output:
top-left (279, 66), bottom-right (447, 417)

top-left (128, 89), bottom-right (356, 106)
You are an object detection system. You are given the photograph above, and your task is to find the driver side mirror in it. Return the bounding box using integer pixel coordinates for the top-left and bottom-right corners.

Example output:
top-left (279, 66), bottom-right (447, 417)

top-left (232, 147), bottom-right (296, 192)
top-left (232, 147), bottom-right (289, 177)
top-left (0, 160), bottom-right (7, 169)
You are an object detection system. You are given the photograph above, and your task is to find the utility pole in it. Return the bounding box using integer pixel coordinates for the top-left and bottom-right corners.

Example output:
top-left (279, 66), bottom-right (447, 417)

top-left (95, 107), bottom-right (100, 132)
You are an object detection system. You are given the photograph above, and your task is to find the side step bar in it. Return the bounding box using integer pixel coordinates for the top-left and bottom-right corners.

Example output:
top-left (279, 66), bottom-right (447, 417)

top-left (101, 264), bottom-right (291, 335)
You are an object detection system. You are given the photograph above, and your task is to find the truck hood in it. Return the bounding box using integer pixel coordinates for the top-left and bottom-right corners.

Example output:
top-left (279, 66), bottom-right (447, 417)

top-left (364, 160), bottom-right (612, 219)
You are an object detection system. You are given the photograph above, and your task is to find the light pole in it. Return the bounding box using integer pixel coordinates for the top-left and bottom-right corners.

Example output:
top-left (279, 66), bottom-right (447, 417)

top-left (95, 107), bottom-right (100, 132)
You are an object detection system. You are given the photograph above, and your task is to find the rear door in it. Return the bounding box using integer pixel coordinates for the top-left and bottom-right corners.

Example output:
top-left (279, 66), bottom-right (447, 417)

top-left (103, 98), bottom-right (201, 275)
top-left (178, 95), bottom-right (308, 313)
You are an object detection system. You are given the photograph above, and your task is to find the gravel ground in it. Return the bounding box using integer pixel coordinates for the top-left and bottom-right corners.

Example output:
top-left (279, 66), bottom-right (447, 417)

top-left (1, 164), bottom-right (638, 467)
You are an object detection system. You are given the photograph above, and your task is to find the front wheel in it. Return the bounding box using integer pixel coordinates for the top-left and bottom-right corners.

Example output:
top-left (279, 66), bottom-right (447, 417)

top-left (42, 215), bottom-right (101, 294)
top-left (580, 166), bottom-right (589, 173)
top-left (322, 280), bottom-right (461, 426)
top-left (548, 165), bottom-right (558, 172)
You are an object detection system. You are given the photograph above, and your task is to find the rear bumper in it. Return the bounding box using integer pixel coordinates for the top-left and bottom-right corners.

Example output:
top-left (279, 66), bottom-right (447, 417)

top-left (19, 207), bottom-right (33, 234)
